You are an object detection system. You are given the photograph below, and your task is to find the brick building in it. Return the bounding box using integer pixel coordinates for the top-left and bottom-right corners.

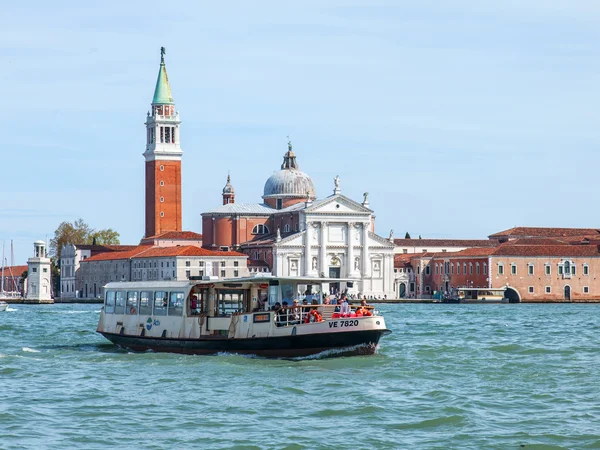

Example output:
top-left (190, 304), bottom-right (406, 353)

top-left (408, 228), bottom-right (600, 302)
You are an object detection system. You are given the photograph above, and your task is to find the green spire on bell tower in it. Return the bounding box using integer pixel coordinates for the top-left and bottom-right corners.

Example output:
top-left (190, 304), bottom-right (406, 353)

top-left (152, 47), bottom-right (174, 105)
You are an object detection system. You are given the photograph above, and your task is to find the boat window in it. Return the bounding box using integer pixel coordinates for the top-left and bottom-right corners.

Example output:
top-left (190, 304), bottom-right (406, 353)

top-left (126, 291), bottom-right (139, 315)
top-left (267, 284), bottom-right (278, 308)
top-left (115, 291), bottom-right (126, 314)
top-left (168, 292), bottom-right (185, 316)
top-left (300, 283), bottom-right (322, 304)
top-left (281, 283), bottom-right (294, 304)
top-left (153, 291), bottom-right (168, 316)
top-left (140, 291), bottom-right (153, 315)
top-left (105, 291), bottom-right (115, 314)
top-left (217, 290), bottom-right (244, 316)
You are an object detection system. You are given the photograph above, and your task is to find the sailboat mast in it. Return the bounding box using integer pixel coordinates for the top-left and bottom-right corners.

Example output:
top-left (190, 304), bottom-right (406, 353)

top-left (1, 241), bottom-right (5, 294)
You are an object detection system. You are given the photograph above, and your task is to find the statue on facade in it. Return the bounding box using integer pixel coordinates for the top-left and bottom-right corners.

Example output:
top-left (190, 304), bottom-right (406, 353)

top-left (389, 229), bottom-right (394, 241)
top-left (363, 192), bottom-right (369, 206)
top-left (160, 46), bottom-right (166, 63)
top-left (287, 136), bottom-right (292, 152)
top-left (312, 257), bottom-right (318, 270)
top-left (333, 175), bottom-right (341, 194)
top-left (276, 227), bottom-right (281, 242)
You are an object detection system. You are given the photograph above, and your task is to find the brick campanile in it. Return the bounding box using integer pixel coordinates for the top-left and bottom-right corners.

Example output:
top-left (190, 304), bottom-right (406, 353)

top-left (143, 47), bottom-right (183, 238)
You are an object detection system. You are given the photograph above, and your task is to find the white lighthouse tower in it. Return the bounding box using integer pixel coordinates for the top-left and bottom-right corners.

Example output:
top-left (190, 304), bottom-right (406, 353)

top-left (25, 240), bottom-right (53, 304)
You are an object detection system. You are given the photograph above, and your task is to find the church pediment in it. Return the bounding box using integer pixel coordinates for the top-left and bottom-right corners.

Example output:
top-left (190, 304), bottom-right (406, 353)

top-left (275, 230), bottom-right (305, 247)
top-left (368, 232), bottom-right (396, 249)
top-left (305, 194), bottom-right (372, 215)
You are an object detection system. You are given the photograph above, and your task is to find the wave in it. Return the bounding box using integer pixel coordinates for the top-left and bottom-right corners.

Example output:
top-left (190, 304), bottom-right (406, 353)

top-left (387, 414), bottom-right (465, 430)
top-left (5, 307), bottom-right (18, 312)
top-left (22, 347), bottom-right (40, 353)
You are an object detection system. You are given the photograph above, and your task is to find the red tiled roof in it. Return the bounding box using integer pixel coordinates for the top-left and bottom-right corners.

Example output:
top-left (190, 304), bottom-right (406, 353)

top-left (0, 265), bottom-right (28, 276)
top-left (492, 244), bottom-right (600, 257)
top-left (101, 245), bottom-right (139, 251)
top-left (82, 245), bottom-right (246, 262)
top-left (132, 246), bottom-right (245, 258)
top-left (489, 227), bottom-right (600, 238)
top-left (393, 239), bottom-right (497, 247)
top-left (452, 247), bottom-right (497, 257)
top-left (143, 231), bottom-right (203, 240)
top-left (82, 246), bottom-right (153, 262)
top-left (502, 238), bottom-right (569, 246)
top-left (248, 259), bottom-right (270, 267)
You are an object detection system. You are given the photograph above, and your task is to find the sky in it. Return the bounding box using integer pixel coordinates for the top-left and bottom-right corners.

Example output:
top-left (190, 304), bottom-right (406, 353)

top-left (2, 0), bottom-right (600, 265)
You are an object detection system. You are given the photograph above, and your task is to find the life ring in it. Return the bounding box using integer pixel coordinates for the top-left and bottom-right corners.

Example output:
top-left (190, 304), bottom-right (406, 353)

top-left (129, 306), bottom-right (137, 315)
top-left (304, 309), bottom-right (323, 324)
top-left (356, 307), bottom-right (372, 316)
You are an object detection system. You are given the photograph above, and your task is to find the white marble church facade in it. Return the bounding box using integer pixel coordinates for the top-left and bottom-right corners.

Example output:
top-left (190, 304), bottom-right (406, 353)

top-left (272, 192), bottom-right (396, 298)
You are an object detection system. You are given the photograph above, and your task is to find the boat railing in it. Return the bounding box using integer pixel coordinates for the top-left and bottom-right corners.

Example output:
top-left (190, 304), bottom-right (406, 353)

top-left (273, 305), bottom-right (375, 327)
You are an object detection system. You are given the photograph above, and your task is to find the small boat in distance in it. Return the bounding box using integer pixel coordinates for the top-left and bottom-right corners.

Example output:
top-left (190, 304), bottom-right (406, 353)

top-left (0, 301), bottom-right (8, 312)
top-left (97, 276), bottom-right (391, 358)
top-left (444, 287), bottom-right (509, 304)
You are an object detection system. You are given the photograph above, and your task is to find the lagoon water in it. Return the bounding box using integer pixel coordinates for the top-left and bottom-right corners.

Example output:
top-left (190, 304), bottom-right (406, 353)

top-left (1, 303), bottom-right (599, 449)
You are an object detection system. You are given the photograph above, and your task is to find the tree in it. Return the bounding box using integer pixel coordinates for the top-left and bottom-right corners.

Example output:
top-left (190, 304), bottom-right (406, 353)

top-left (50, 218), bottom-right (120, 259)
top-left (405, 232), bottom-right (411, 239)
top-left (91, 228), bottom-right (120, 245)
top-left (50, 218), bottom-right (93, 259)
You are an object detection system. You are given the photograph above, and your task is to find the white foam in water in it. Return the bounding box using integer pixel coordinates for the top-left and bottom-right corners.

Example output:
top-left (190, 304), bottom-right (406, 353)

top-left (22, 347), bottom-right (40, 353)
top-left (6, 307), bottom-right (18, 312)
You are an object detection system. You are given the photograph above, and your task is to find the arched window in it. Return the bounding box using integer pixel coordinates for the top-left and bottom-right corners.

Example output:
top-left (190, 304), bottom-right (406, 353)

top-left (284, 224), bottom-right (290, 233)
top-left (251, 224), bottom-right (270, 235)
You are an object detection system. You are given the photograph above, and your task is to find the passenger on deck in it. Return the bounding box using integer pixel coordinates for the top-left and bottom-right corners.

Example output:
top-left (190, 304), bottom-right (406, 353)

top-left (356, 299), bottom-right (372, 316)
top-left (190, 297), bottom-right (198, 315)
top-left (323, 295), bottom-right (331, 305)
top-left (289, 299), bottom-right (301, 324)
top-left (339, 295), bottom-right (351, 316)
top-left (277, 301), bottom-right (288, 326)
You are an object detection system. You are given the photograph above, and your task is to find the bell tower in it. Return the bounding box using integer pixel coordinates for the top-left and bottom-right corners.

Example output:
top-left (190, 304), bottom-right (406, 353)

top-left (222, 174), bottom-right (235, 205)
top-left (143, 47), bottom-right (183, 237)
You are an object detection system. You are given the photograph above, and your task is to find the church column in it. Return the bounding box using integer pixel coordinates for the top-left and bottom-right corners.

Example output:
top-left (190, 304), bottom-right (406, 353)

top-left (362, 222), bottom-right (370, 277)
top-left (347, 222), bottom-right (354, 277)
top-left (320, 221), bottom-right (328, 276)
top-left (304, 222), bottom-right (312, 275)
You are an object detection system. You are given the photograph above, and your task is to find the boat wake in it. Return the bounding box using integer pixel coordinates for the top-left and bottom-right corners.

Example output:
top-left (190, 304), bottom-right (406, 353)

top-left (292, 343), bottom-right (379, 361)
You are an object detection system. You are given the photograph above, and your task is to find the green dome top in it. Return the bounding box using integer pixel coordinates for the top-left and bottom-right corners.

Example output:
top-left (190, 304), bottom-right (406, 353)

top-left (152, 49), bottom-right (174, 105)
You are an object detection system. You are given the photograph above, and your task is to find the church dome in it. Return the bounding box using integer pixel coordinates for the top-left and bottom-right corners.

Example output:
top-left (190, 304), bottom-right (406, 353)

top-left (262, 143), bottom-right (316, 200)
top-left (263, 169), bottom-right (316, 199)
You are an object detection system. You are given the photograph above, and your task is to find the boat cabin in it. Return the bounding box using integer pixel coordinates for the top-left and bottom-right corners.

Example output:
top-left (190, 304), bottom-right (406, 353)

top-left (456, 287), bottom-right (507, 303)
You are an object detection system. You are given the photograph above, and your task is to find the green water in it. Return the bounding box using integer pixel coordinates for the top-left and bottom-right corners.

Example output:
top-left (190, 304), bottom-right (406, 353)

top-left (1, 303), bottom-right (599, 449)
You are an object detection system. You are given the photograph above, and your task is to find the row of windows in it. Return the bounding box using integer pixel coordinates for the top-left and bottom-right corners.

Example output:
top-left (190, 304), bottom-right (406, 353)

top-left (497, 262), bottom-right (588, 276)
top-left (433, 262), bottom-right (488, 276)
top-left (251, 223), bottom-right (299, 235)
top-left (105, 290), bottom-right (185, 316)
top-left (133, 260), bottom-right (175, 269)
top-left (62, 283), bottom-right (75, 293)
top-left (133, 260), bottom-right (239, 269)
top-left (528, 286), bottom-right (590, 294)
top-left (184, 270), bottom-right (238, 278)
top-left (133, 270), bottom-right (176, 280)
